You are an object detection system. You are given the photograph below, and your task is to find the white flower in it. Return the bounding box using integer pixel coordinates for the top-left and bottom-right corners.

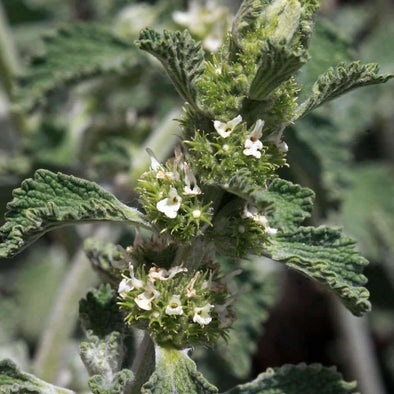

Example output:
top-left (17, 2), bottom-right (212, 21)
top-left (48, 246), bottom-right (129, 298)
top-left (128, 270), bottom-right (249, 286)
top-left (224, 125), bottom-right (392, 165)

top-left (243, 119), bottom-right (264, 158)
top-left (118, 265), bottom-right (144, 299)
top-left (118, 278), bottom-right (134, 299)
top-left (193, 303), bottom-right (214, 325)
top-left (183, 162), bottom-right (201, 195)
top-left (149, 265), bottom-right (187, 281)
top-left (165, 295), bottom-right (183, 315)
top-left (242, 204), bottom-right (278, 235)
top-left (204, 34), bottom-right (222, 52)
top-left (146, 148), bottom-right (164, 173)
top-left (146, 148), bottom-right (177, 180)
top-left (135, 281), bottom-right (160, 311)
top-left (266, 127), bottom-right (288, 153)
top-left (156, 188), bottom-right (182, 218)
top-left (214, 115), bottom-right (242, 138)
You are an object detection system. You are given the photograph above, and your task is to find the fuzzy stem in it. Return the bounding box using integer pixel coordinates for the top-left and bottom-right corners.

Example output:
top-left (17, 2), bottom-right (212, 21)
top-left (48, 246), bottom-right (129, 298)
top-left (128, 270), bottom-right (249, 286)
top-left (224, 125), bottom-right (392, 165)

top-left (33, 226), bottom-right (119, 383)
top-left (129, 331), bottom-right (155, 394)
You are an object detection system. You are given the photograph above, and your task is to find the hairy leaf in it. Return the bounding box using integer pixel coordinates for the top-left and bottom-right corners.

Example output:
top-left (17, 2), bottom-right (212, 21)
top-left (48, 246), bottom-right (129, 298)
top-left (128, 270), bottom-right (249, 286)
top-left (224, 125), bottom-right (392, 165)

top-left (295, 61), bottom-right (393, 119)
top-left (227, 175), bottom-right (314, 231)
top-left (80, 332), bottom-right (133, 394)
top-left (0, 359), bottom-right (75, 394)
top-left (14, 24), bottom-right (142, 112)
top-left (265, 226), bottom-right (370, 316)
top-left (0, 169), bottom-right (147, 258)
top-left (225, 363), bottom-right (357, 393)
top-left (297, 21), bottom-right (354, 100)
top-left (254, 178), bottom-right (314, 231)
top-left (136, 28), bottom-right (205, 110)
top-left (249, 42), bottom-right (308, 101)
top-left (79, 284), bottom-right (123, 338)
top-left (142, 346), bottom-right (218, 394)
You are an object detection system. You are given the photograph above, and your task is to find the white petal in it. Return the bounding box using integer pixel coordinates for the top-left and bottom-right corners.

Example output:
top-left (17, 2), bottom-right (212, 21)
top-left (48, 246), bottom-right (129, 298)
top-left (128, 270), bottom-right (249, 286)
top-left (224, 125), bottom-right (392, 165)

top-left (118, 278), bottom-right (133, 298)
top-left (165, 295), bottom-right (183, 315)
top-left (193, 304), bottom-right (214, 325)
top-left (214, 115), bottom-right (242, 138)
top-left (251, 119), bottom-right (265, 138)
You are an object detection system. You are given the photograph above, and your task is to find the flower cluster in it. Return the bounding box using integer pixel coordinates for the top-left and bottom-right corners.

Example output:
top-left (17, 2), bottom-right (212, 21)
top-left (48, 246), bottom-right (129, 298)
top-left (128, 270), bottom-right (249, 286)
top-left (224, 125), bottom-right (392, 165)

top-left (186, 115), bottom-right (287, 189)
top-left (118, 263), bottom-right (235, 348)
top-left (138, 148), bottom-right (213, 241)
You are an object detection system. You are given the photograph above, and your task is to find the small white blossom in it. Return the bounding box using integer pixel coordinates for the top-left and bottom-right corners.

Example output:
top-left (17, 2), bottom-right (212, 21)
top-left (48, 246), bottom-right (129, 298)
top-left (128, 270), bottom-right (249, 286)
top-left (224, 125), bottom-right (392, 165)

top-left (204, 34), bottom-right (222, 52)
top-left (165, 295), bottom-right (183, 315)
top-left (266, 127), bottom-right (288, 153)
top-left (243, 119), bottom-right (264, 158)
top-left (156, 187), bottom-right (182, 218)
top-left (192, 209), bottom-right (201, 218)
top-left (118, 265), bottom-right (144, 299)
top-left (149, 265), bottom-right (187, 281)
top-left (214, 115), bottom-right (242, 138)
top-left (242, 204), bottom-right (278, 235)
top-left (183, 163), bottom-right (201, 195)
top-left (146, 148), bottom-right (177, 180)
top-left (118, 278), bottom-right (134, 299)
top-left (193, 303), bottom-right (214, 325)
top-left (135, 281), bottom-right (160, 311)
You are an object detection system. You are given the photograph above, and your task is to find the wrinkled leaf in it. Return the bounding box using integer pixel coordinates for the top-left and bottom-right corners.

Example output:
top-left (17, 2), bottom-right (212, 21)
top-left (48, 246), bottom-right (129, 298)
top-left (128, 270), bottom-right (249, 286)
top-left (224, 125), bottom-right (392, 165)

top-left (225, 363), bottom-right (357, 393)
top-left (0, 169), bottom-right (147, 258)
top-left (295, 61), bottom-right (393, 119)
top-left (14, 24), bottom-right (142, 112)
top-left (0, 359), bottom-right (75, 393)
top-left (265, 226), bottom-right (370, 316)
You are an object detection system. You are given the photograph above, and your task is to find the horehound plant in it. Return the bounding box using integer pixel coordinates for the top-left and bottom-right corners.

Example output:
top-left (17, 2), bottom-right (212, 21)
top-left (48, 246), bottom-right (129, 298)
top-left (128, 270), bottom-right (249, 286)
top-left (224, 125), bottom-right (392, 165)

top-left (0, 0), bottom-right (393, 393)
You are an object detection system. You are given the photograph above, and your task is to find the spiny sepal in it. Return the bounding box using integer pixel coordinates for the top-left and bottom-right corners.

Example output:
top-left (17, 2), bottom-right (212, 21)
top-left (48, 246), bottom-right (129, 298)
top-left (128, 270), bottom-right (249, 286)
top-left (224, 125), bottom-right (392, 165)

top-left (138, 151), bottom-right (213, 242)
top-left (225, 363), bottom-right (357, 393)
top-left (265, 226), bottom-right (371, 316)
top-left (142, 346), bottom-right (218, 394)
top-left (0, 169), bottom-right (147, 258)
top-left (118, 264), bottom-right (235, 348)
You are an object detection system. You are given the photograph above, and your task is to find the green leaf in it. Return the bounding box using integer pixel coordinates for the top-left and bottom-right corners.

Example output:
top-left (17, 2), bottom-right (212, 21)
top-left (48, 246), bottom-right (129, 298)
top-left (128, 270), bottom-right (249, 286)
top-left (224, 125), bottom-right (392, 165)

top-left (0, 359), bottom-right (75, 394)
top-left (142, 346), bottom-right (218, 394)
top-left (295, 61), bottom-right (393, 119)
top-left (14, 24), bottom-right (141, 112)
top-left (136, 28), bottom-right (205, 110)
top-left (297, 20), bottom-right (354, 100)
top-left (225, 363), bottom-right (357, 393)
top-left (79, 284), bottom-right (124, 338)
top-left (249, 41), bottom-right (308, 101)
top-left (265, 226), bottom-right (370, 316)
top-left (254, 178), bottom-right (315, 231)
top-left (226, 175), bottom-right (314, 231)
top-left (80, 332), bottom-right (133, 394)
top-left (0, 169), bottom-right (147, 258)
